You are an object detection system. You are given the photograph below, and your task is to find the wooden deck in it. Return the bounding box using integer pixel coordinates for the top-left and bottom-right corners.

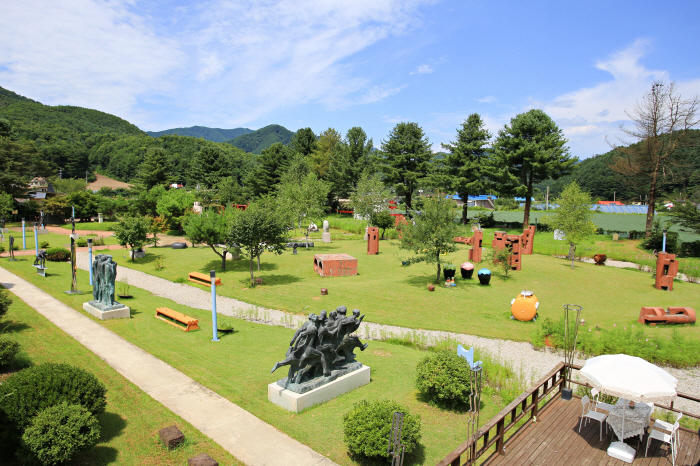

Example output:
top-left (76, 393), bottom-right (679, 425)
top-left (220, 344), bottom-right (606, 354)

top-left (481, 395), bottom-right (700, 466)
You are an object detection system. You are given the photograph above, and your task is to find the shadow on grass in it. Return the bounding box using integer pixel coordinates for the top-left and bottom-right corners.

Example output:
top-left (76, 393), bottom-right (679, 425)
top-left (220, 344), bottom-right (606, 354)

top-left (415, 391), bottom-right (471, 413)
top-left (98, 411), bottom-right (127, 443)
top-left (76, 446), bottom-right (119, 465)
top-left (349, 443), bottom-right (426, 466)
top-left (1, 320), bottom-right (31, 334)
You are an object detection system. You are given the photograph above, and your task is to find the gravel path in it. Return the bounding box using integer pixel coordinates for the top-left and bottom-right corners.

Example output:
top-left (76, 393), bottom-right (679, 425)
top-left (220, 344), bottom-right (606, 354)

top-left (76, 252), bottom-right (700, 416)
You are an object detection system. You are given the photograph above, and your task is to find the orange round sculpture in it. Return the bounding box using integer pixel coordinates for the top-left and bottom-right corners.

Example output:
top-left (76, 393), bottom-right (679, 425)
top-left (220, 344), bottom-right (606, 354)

top-left (511, 291), bottom-right (539, 321)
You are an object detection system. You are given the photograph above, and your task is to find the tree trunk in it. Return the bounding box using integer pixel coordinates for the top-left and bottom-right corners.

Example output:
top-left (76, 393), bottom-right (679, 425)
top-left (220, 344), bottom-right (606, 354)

top-left (436, 251), bottom-right (441, 282)
top-left (257, 253), bottom-right (261, 271)
top-left (645, 168), bottom-right (659, 237)
top-left (462, 202), bottom-right (469, 225)
top-left (249, 255), bottom-right (255, 284)
top-left (305, 231), bottom-right (309, 250)
top-left (569, 242), bottom-right (576, 269)
top-left (222, 250), bottom-right (227, 271)
top-left (523, 178), bottom-right (532, 228)
top-left (406, 191), bottom-right (413, 216)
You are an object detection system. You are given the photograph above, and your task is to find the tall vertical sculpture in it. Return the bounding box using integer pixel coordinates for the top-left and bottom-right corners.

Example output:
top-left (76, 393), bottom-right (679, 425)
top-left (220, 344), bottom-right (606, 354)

top-left (83, 254), bottom-right (130, 320)
top-left (562, 304), bottom-right (582, 400)
top-left (65, 213), bottom-right (81, 295)
top-left (458, 345), bottom-right (483, 465)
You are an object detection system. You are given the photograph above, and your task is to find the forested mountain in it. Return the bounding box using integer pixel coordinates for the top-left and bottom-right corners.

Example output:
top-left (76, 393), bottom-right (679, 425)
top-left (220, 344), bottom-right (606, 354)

top-left (225, 124), bottom-right (294, 154)
top-left (146, 125), bottom-right (252, 142)
top-left (0, 87), bottom-right (39, 107)
top-left (537, 129), bottom-right (700, 203)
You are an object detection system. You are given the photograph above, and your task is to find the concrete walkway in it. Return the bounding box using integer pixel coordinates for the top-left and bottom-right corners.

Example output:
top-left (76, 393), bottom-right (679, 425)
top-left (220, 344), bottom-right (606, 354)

top-left (0, 267), bottom-right (338, 466)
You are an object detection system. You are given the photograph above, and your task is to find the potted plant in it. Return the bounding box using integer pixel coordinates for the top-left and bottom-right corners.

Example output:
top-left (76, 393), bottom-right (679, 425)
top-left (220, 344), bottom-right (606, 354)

top-left (217, 316), bottom-right (234, 333)
top-left (117, 280), bottom-right (133, 299)
top-left (443, 263), bottom-right (457, 280)
top-left (477, 268), bottom-right (491, 285)
top-left (460, 261), bottom-right (475, 279)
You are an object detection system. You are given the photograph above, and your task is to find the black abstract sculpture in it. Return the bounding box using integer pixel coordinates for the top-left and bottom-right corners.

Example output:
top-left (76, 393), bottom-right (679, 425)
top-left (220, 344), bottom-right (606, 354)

top-left (33, 250), bottom-right (47, 268)
top-left (8, 235), bottom-right (16, 261)
top-left (271, 306), bottom-right (368, 393)
top-left (89, 254), bottom-right (120, 310)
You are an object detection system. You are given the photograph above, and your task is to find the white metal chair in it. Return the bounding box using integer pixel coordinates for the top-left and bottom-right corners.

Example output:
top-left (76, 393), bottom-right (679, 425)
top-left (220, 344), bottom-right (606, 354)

top-left (579, 395), bottom-right (608, 441)
top-left (645, 420), bottom-right (680, 466)
top-left (591, 388), bottom-right (615, 413)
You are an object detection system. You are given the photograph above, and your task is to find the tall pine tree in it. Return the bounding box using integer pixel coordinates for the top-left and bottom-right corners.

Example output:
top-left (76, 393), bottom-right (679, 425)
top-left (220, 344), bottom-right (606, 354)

top-left (138, 147), bottom-right (172, 190)
top-left (442, 114), bottom-right (492, 223)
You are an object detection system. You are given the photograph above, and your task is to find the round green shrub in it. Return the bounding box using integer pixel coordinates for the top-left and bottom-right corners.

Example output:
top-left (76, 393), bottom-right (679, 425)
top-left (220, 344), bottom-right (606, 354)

top-left (0, 245), bottom-right (5, 254)
top-left (0, 363), bottom-right (107, 431)
top-left (0, 337), bottom-right (20, 366)
top-left (76, 238), bottom-right (88, 247)
top-left (45, 247), bottom-right (70, 262)
top-left (415, 350), bottom-right (471, 408)
top-left (342, 399), bottom-right (421, 459)
top-left (39, 241), bottom-right (50, 249)
top-left (20, 402), bottom-right (100, 466)
top-left (0, 288), bottom-right (12, 319)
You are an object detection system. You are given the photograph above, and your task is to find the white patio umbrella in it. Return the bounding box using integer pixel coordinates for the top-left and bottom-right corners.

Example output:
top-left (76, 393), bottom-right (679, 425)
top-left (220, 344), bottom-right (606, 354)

top-left (579, 354), bottom-right (677, 463)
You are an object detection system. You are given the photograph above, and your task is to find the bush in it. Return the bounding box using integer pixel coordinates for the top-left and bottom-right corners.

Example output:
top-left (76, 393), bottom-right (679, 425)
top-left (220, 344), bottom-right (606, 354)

top-left (0, 288), bottom-right (11, 319)
top-left (679, 240), bottom-right (700, 258)
top-left (20, 402), bottom-right (100, 466)
top-left (0, 363), bottom-right (107, 431)
top-left (0, 337), bottom-right (20, 366)
top-left (640, 221), bottom-right (679, 254)
top-left (39, 241), bottom-right (50, 249)
top-left (415, 350), bottom-right (472, 408)
top-left (76, 238), bottom-right (88, 247)
top-left (0, 245), bottom-right (4, 254)
top-left (45, 247), bottom-right (71, 262)
top-left (343, 399), bottom-right (421, 460)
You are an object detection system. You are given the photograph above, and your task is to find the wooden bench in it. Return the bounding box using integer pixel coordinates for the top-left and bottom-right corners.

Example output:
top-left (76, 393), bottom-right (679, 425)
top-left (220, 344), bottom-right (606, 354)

top-left (188, 271), bottom-right (222, 287)
top-left (155, 307), bottom-right (200, 332)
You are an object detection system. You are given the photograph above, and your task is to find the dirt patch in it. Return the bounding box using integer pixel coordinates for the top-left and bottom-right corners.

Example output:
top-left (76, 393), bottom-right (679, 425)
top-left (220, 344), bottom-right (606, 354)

top-left (372, 349), bottom-right (392, 357)
top-left (87, 173), bottom-right (133, 190)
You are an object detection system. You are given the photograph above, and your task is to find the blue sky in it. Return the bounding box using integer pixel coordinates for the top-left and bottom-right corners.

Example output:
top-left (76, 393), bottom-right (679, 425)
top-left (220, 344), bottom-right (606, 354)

top-left (2, 0), bottom-right (699, 160)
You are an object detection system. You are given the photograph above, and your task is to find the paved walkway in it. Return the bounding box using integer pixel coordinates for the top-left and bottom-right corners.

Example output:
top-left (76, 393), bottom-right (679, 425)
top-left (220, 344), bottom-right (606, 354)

top-left (0, 266), bottom-right (338, 466)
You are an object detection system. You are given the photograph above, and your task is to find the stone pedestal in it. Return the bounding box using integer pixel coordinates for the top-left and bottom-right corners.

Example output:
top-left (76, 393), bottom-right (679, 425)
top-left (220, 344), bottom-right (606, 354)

top-left (322, 232), bottom-right (331, 243)
top-left (0, 228), bottom-right (8, 234)
top-left (129, 249), bottom-right (146, 259)
top-left (33, 265), bottom-right (47, 277)
top-left (83, 301), bottom-right (130, 320)
top-left (268, 365), bottom-right (370, 413)
top-left (98, 213), bottom-right (104, 223)
top-left (37, 229), bottom-right (49, 235)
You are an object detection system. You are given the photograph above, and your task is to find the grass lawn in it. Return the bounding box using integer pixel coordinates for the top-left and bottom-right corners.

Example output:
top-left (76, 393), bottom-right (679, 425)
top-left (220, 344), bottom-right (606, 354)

top-left (0, 290), bottom-right (243, 465)
top-left (0, 259), bottom-right (514, 466)
top-left (59, 220), bottom-right (120, 231)
top-left (1, 231), bottom-right (120, 251)
top-left (83, 237), bottom-right (700, 347)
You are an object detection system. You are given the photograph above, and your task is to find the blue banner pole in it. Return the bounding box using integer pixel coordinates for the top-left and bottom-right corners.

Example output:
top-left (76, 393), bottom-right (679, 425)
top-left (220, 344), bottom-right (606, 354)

top-left (88, 238), bottom-right (93, 285)
top-left (33, 222), bottom-right (38, 256)
top-left (22, 218), bottom-right (26, 249)
top-left (211, 270), bottom-right (219, 341)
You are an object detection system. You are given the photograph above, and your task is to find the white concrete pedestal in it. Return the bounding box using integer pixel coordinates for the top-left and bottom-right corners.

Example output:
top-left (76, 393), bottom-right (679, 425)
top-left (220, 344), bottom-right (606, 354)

top-left (322, 232), bottom-right (331, 243)
top-left (83, 302), bottom-right (131, 320)
top-left (607, 441), bottom-right (635, 463)
top-left (37, 229), bottom-right (49, 235)
top-left (268, 365), bottom-right (370, 413)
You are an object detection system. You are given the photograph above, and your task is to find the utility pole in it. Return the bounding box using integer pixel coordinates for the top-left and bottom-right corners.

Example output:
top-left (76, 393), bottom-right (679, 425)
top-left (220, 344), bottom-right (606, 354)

top-left (546, 186), bottom-right (549, 211)
top-left (58, 167), bottom-right (63, 180)
top-left (613, 191), bottom-right (616, 202)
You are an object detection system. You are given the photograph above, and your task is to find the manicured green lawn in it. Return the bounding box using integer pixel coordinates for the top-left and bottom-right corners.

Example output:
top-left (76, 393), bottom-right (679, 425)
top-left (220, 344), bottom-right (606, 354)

top-left (91, 237), bottom-right (700, 345)
top-left (1, 231), bottom-right (120, 251)
top-left (0, 290), bottom-right (243, 465)
top-left (1, 259), bottom-right (511, 466)
top-left (60, 220), bottom-right (120, 231)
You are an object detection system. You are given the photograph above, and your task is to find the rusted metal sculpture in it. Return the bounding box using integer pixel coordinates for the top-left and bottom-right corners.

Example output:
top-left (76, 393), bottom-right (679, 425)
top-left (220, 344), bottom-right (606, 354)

top-left (367, 226), bottom-right (379, 255)
top-left (655, 252), bottom-right (679, 291)
top-left (314, 254), bottom-right (357, 277)
top-left (593, 254), bottom-right (607, 266)
top-left (638, 307), bottom-right (695, 325)
top-left (492, 231), bottom-right (523, 271)
top-left (454, 229), bottom-right (483, 262)
top-left (522, 225), bottom-right (536, 255)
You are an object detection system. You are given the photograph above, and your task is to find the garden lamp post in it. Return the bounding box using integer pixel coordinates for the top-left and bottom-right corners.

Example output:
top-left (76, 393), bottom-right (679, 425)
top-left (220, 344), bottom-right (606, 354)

top-left (22, 218), bottom-right (26, 249)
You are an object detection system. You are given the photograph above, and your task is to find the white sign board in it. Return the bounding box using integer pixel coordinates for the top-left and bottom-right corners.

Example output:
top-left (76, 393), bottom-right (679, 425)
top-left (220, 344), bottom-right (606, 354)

top-left (554, 229), bottom-right (565, 241)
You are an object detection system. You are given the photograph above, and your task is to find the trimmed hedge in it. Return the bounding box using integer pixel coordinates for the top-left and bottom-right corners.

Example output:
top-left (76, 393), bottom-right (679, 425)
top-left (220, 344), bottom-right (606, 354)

top-left (415, 350), bottom-right (472, 408)
top-left (20, 402), bottom-right (100, 466)
top-left (0, 337), bottom-right (20, 366)
top-left (45, 247), bottom-right (70, 262)
top-left (0, 363), bottom-right (107, 431)
top-left (342, 399), bottom-right (421, 459)
top-left (0, 288), bottom-right (11, 319)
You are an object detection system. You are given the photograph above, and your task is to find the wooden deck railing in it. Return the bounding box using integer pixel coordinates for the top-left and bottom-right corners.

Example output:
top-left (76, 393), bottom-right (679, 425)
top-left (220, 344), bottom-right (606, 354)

top-left (436, 361), bottom-right (567, 466)
top-left (436, 361), bottom-right (700, 466)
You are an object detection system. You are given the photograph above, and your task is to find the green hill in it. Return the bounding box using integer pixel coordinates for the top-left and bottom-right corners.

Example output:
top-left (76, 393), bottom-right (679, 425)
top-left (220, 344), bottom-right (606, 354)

top-left (146, 126), bottom-right (252, 142)
top-left (0, 87), bottom-right (39, 107)
top-left (225, 124), bottom-right (294, 154)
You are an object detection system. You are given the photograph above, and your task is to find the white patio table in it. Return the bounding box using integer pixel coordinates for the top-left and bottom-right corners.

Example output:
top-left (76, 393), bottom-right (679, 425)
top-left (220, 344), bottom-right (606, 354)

top-left (607, 399), bottom-right (652, 442)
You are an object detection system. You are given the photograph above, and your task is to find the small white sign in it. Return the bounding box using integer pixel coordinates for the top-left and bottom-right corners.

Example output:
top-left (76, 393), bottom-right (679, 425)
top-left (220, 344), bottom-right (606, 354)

top-left (70, 234), bottom-right (80, 240)
top-left (554, 229), bottom-right (565, 241)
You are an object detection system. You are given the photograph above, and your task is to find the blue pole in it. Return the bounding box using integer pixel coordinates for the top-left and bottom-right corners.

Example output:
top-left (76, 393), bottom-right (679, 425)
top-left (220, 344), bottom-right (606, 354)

top-left (72, 205), bottom-right (75, 219)
top-left (22, 218), bottom-right (26, 249)
top-left (662, 229), bottom-right (667, 253)
top-left (211, 270), bottom-right (219, 341)
top-left (88, 239), bottom-right (93, 285)
top-left (33, 223), bottom-right (38, 256)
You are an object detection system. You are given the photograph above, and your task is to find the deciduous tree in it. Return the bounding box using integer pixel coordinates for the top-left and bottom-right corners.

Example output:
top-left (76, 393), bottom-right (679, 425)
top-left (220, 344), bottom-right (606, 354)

top-left (492, 109), bottom-right (575, 228)
top-left (277, 170), bottom-right (330, 248)
top-left (113, 216), bottom-right (150, 261)
top-left (609, 81), bottom-right (700, 235)
top-left (291, 127), bottom-right (317, 156)
top-left (350, 172), bottom-right (389, 229)
top-left (183, 209), bottom-right (231, 270)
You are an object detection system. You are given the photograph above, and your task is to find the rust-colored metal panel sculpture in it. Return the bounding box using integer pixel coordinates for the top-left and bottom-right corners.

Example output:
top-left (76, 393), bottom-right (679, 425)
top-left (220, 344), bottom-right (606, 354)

top-left (314, 254), bottom-right (358, 277)
top-left (655, 252), bottom-right (679, 291)
top-left (455, 230), bottom-right (483, 262)
top-left (367, 226), bottom-right (379, 255)
top-left (522, 225), bottom-right (536, 255)
top-left (638, 307), bottom-right (695, 325)
top-left (593, 254), bottom-right (607, 266)
top-left (492, 232), bottom-right (523, 271)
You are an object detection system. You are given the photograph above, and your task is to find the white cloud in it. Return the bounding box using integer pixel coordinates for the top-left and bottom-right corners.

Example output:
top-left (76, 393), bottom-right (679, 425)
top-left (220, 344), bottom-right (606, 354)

top-left (477, 95), bottom-right (498, 103)
top-left (0, 0), bottom-right (182, 124)
top-left (360, 85), bottom-right (406, 104)
top-left (410, 64), bottom-right (434, 75)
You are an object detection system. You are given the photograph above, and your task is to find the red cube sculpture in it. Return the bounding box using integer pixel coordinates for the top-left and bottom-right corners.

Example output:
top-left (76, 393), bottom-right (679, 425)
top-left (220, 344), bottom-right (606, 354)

top-left (313, 254), bottom-right (358, 277)
top-left (522, 225), bottom-right (536, 255)
top-left (491, 231), bottom-right (522, 271)
top-left (655, 252), bottom-right (679, 291)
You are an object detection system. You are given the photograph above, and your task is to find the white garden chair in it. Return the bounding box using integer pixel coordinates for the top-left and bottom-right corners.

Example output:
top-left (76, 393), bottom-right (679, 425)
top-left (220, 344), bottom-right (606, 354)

top-left (652, 412), bottom-right (682, 450)
top-left (645, 420), bottom-right (680, 466)
top-left (579, 395), bottom-right (608, 441)
top-left (591, 388), bottom-right (615, 412)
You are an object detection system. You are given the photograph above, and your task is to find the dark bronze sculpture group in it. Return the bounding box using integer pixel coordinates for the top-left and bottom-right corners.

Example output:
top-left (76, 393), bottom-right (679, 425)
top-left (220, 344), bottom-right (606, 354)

top-left (90, 254), bottom-right (119, 310)
top-left (271, 306), bottom-right (368, 392)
